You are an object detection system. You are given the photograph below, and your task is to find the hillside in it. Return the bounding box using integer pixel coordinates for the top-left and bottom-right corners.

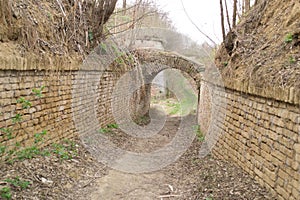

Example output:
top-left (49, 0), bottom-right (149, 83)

top-left (215, 0), bottom-right (300, 89)
top-left (0, 0), bottom-right (117, 69)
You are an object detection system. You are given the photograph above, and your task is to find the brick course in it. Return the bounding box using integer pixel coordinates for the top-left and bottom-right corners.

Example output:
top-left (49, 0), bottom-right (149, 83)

top-left (199, 80), bottom-right (300, 200)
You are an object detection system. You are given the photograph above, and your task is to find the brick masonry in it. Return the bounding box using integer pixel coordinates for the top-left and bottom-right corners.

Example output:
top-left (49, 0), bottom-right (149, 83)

top-left (199, 80), bottom-right (300, 200)
top-left (0, 67), bottom-right (149, 151)
top-left (0, 49), bottom-right (202, 157)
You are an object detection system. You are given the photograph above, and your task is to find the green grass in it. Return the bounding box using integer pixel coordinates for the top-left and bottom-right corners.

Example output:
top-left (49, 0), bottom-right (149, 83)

top-left (193, 125), bottom-right (205, 142)
top-left (0, 187), bottom-right (12, 200)
top-left (284, 33), bottom-right (293, 43)
top-left (52, 139), bottom-right (78, 160)
top-left (4, 177), bottom-right (31, 190)
top-left (161, 96), bottom-right (197, 116)
top-left (99, 123), bottom-right (119, 134)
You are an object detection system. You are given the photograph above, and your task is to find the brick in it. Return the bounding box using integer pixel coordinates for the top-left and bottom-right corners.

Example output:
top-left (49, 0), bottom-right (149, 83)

top-left (291, 187), bottom-right (300, 199)
top-left (278, 169), bottom-right (290, 180)
top-left (264, 167), bottom-right (277, 182)
top-left (276, 185), bottom-right (290, 199)
top-left (294, 144), bottom-right (300, 154)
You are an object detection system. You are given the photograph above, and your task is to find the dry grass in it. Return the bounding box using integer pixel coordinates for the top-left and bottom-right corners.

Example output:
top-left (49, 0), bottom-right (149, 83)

top-left (215, 0), bottom-right (300, 89)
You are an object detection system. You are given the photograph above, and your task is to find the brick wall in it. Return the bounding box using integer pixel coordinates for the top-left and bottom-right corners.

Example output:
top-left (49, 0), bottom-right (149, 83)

top-left (0, 68), bottom-right (149, 154)
top-left (199, 80), bottom-right (300, 200)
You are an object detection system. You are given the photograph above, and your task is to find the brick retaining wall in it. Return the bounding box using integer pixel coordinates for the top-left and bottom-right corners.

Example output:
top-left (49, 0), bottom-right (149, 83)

top-left (199, 80), bottom-right (300, 200)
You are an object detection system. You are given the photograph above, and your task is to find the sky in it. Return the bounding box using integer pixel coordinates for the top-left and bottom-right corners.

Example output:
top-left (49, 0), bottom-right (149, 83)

top-left (117, 0), bottom-right (223, 45)
top-left (155, 0), bottom-right (222, 45)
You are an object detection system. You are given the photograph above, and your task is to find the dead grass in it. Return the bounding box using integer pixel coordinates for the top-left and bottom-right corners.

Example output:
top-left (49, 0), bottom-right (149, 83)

top-left (215, 0), bottom-right (300, 89)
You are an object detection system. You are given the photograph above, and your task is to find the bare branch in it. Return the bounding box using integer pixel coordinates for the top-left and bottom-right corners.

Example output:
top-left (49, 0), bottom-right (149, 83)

top-left (232, 0), bottom-right (238, 27)
top-left (224, 0), bottom-right (232, 31)
top-left (180, 0), bottom-right (217, 46)
top-left (220, 0), bottom-right (226, 42)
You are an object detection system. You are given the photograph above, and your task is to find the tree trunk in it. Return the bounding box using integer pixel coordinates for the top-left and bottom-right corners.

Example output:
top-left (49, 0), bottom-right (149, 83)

top-left (219, 0), bottom-right (226, 42)
top-left (245, 0), bottom-right (250, 12)
top-left (224, 0), bottom-right (232, 31)
top-left (123, 0), bottom-right (127, 14)
top-left (232, 0), bottom-right (237, 28)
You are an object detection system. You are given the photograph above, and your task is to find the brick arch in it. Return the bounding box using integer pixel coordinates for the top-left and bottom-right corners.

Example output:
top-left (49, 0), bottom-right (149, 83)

top-left (133, 48), bottom-right (205, 86)
top-left (127, 48), bottom-right (205, 119)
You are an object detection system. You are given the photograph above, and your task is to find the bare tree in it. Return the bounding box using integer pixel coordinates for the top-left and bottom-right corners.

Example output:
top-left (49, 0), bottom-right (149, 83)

top-left (245, 0), bottom-right (251, 12)
top-left (232, 0), bottom-right (238, 27)
top-left (123, 0), bottom-right (127, 14)
top-left (220, 0), bottom-right (226, 42)
top-left (180, 0), bottom-right (217, 46)
top-left (224, 0), bottom-right (232, 31)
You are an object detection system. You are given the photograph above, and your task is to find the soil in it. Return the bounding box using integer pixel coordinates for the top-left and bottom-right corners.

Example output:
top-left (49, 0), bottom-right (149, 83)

top-left (215, 0), bottom-right (300, 89)
top-left (0, 0), bottom-right (117, 69)
top-left (0, 111), bottom-right (274, 200)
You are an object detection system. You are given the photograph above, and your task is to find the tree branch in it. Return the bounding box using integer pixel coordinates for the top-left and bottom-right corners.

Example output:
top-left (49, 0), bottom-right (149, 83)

top-left (180, 0), bottom-right (217, 46)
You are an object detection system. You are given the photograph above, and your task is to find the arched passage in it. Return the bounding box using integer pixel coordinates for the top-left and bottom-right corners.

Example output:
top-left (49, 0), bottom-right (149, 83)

top-left (72, 42), bottom-right (213, 172)
top-left (131, 48), bottom-right (205, 120)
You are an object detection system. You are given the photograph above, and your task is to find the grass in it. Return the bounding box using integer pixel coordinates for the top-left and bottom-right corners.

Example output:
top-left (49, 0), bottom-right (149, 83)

top-left (4, 177), bottom-right (31, 190)
top-left (99, 123), bottom-right (119, 134)
top-left (52, 139), bottom-right (78, 160)
top-left (284, 33), bottom-right (293, 43)
top-left (0, 187), bottom-right (12, 200)
top-left (155, 96), bottom-right (197, 116)
top-left (0, 177), bottom-right (31, 200)
top-left (193, 125), bottom-right (205, 142)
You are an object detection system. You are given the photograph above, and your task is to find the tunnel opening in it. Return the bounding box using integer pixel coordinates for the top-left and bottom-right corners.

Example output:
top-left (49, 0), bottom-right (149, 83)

top-left (150, 68), bottom-right (199, 118)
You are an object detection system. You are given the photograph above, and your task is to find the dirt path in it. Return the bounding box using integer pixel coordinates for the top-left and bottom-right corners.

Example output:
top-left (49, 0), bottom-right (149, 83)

top-left (84, 116), bottom-right (274, 200)
top-left (1, 114), bottom-right (274, 199)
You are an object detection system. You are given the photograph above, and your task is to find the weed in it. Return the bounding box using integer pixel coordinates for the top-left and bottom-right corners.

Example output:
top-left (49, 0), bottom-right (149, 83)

top-left (34, 130), bottom-right (47, 144)
top-left (52, 140), bottom-right (78, 160)
top-left (106, 123), bottom-right (119, 129)
top-left (193, 125), bottom-right (205, 142)
top-left (5, 177), bottom-right (31, 190)
top-left (289, 56), bottom-right (296, 64)
top-left (223, 61), bottom-right (228, 67)
top-left (15, 146), bottom-right (43, 160)
top-left (0, 187), bottom-right (12, 200)
top-left (99, 123), bottom-right (119, 134)
top-left (128, 54), bottom-right (135, 62)
top-left (0, 146), bottom-right (6, 156)
top-left (88, 30), bottom-right (93, 42)
top-left (284, 33), bottom-right (293, 43)
top-left (115, 57), bottom-right (125, 65)
top-left (0, 128), bottom-right (13, 140)
top-left (99, 128), bottom-right (110, 134)
top-left (100, 43), bottom-right (107, 54)
top-left (17, 97), bottom-right (32, 109)
top-left (12, 114), bottom-right (22, 124)
top-left (1, 86), bottom-right (48, 163)
top-left (32, 86), bottom-right (45, 98)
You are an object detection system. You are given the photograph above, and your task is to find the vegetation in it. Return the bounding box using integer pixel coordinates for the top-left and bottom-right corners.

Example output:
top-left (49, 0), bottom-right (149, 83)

top-left (4, 177), bottom-right (31, 190)
top-left (0, 86), bottom-right (79, 164)
top-left (0, 187), bottom-right (12, 200)
top-left (284, 33), bottom-right (294, 43)
top-left (0, 177), bottom-right (31, 200)
top-left (0, 0), bottom-right (118, 58)
top-left (0, 86), bottom-right (49, 163)
top-left (193, 125), bottom-right (205, 142)
top-left (52, 139), bottom-right (78, 161)
top-left (99, 123), bottom-right (119, 134)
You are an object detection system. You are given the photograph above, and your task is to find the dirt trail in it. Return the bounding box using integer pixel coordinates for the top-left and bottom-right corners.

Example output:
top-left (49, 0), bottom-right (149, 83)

top-left (0, 112), bottom-right (274, 199)
top-left (84, 116), bottom-right (273, 200)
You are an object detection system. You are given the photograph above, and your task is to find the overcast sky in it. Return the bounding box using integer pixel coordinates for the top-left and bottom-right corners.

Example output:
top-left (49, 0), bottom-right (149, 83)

top-left (155, 0), bottom-right (222, 45)
top-left (117, 0), bottom-right (223, 45)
